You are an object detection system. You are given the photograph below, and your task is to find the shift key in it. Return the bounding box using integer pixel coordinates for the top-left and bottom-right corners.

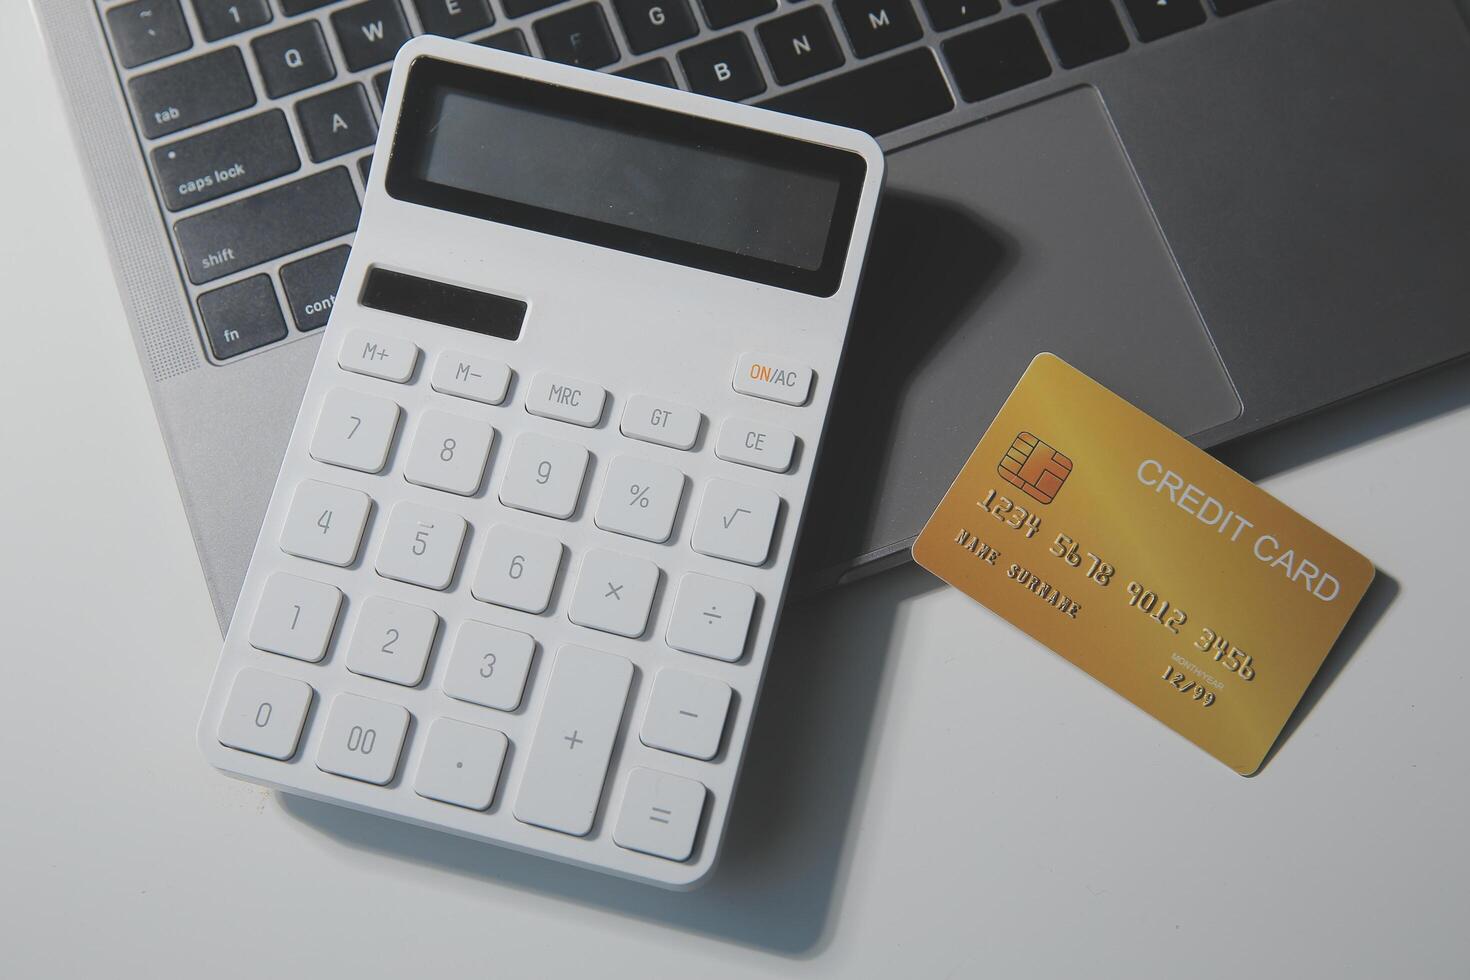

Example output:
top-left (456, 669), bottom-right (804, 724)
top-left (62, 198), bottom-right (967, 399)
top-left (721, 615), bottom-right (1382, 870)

top-left (174, 168), bottom-right (359, 284)
top-left (151, 110), bottom-right (300, 211)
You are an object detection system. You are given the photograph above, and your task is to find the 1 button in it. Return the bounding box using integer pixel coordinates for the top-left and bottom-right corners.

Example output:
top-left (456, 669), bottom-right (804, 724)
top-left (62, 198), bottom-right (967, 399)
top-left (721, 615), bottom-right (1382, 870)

top-left (714, 418), bottom-right (795, 473)
top-left (640, 668), bottom-right (731, 761)
top-left (217, 668), bottom-right (313, 760)
top-left (404, 410), bottom-right (495, 496)
top-left (594, 455), bottom-right (686, 543)
top-left (471, 524), bottom-right (565, 614)
top-left (665, 572), bottom-right (756, 662)
top-left (732, 353), bottom-right (813, 406)
top-left (345, 595), bottom-right (439, 687)
top-left (525, 372), bottom-right (606, 427)
top-left (309, 387), bottom-right (401, 474)
top-left (374, 501), bottom-right (467, 590)
top-left (414, 718), bottom-right (508, 811)
top-left (690, 479), bottom-right (780, 567)
top-left (568, 549), bottom-right (660, 639)
top-left (280, 480), bottom-right (372, 567)
top-left (442, 620), bottom-right (536, 711)
top-left (619, 395), bottom-right (701, 451)
top-left (430, 350), bottom-right (512, 405)
top-left (316, 692), bottom-right (411, 785)
top-left (339, 329), bottom-right (419, 383)
top-left (613, 768), bottom-right (706, 862)
top-left (499, 432), bottom-right (590, 520)
top-left (249, 572), bottom-right (343, 663)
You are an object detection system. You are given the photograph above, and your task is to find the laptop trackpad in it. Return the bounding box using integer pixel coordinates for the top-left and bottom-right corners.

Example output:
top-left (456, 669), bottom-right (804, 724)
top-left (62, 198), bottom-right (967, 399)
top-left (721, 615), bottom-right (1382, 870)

top-left (801, 86), bottom-right (1241, 577)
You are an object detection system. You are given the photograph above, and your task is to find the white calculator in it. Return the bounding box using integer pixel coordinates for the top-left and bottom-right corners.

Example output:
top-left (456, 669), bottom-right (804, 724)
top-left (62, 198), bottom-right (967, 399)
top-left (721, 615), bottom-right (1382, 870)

top-left (197, 36), bottom-right (883, 889)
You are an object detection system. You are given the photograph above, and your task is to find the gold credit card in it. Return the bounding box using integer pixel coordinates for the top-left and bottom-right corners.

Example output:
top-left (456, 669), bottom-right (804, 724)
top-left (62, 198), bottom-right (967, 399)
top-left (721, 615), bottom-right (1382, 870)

top-left (913, 354), bottom-right (1374, 775)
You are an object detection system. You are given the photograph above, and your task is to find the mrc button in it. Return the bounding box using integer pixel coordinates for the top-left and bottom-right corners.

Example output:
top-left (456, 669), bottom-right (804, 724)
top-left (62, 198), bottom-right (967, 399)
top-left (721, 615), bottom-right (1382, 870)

top-left (526, 371), bottom-right (607, 427)
top-left (732, 353), bottom-right (813, 406)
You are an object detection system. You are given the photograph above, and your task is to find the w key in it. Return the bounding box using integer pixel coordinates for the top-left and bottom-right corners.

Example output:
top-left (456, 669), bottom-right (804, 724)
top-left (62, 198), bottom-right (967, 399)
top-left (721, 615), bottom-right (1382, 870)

top-left (331, 0), bottom-right (414, 72)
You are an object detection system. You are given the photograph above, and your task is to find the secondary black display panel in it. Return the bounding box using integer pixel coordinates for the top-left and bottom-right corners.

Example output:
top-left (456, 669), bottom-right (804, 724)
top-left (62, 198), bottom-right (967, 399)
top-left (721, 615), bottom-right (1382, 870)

top-left (361, 267), bottom-right (526, 339)
top-left (386, 57), bottom-right (867, 296)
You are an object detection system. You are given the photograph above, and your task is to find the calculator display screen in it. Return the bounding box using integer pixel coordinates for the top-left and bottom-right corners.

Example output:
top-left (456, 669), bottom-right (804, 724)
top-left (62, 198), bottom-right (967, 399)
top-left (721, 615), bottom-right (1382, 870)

top-left (387, 58), bottom-right (867, 296)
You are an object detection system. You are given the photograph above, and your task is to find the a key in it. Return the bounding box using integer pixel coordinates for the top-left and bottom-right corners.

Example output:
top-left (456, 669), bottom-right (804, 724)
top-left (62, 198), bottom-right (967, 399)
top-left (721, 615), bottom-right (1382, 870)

top-left (442, 620), bottom-right (536, 711)
top-left (665, 571), bottom-right (756, 662)
top-left (534, 4), bottom-right (620, 70)
top-left (280, 245), bottom-right (350, 332)
top-left (917, 0), bottom-right (999, 31)
top-left (345, 595), bottom-right (439, 686)
top-left (430, 350), bottom-right (512, 405)
top-left (196, 274), bottom-right (288, 360)
top-left (714, 418), bottom-right (796, 473)
top-left (499, 432), bottom-right (590, 520)
top-left (619, 395), bottom-right (701, 451)
top-left (315, 693), bottom-right (411, 785)
top-left (217, 668), bottom-right (314, 760)
top-left (941, 15), bottom-right (1052, 102)
top-left (1037, 0), bottom-right (1129, 68)
top-left (756, 7), bottom-right (845, 86)
top-left (252, 22), bottom-right (337, 99)
top-left (612, 0), bottom-right (697, 55)
top-left (690, 479), bottom-right (780, 566)
top-left (414, 0), bottom-right (494, 37)
top-left (150, 111), bottom-right (300, 212)
top-left (192, 0), bottom-right (273, 41)
top-left (612, 768), bottom-right (706, 861)
top-left (832, 0), bottom-right (922, 58)
top-left (174, 167), bottom-right (360, 285)
top-left (1120, 0), bottom-right (1205, 41)
top-left (128, 47), bottom-right (256, 139)
top-left (679, 33), bottom-right (766, 101)
top-left (615, 59), bottom-right (677, 87)
top-left (696, 0), bottom-right (775, 30)
top-left (297, 84), bottom-right (377, 162)
top-left (309, 387), bottom-right (401, 474)
top-left (470, 524), bottom-right (565, 614)
top-left (249, 572), bottom-right (343, 663)
top-left (280, 479), bottom-right (372, 567)
top-left (414, 719), bottom-right (508, 810)
top-left (404, 410), bottom-right (496, 496)
top-left (513, 645), bottom-right (633, 836)
top-left (331, 0), bottom-right (414, 72)
top-left (524, 372), bottom-right (606, 427)
top-left (338, 328), bottom-right (419, 383)
top-left (374, 501), bottom-right (467, 591)
top-left (567, 549), bottom-right (660, 639)
top-left (762, 47), bottom-right (953, 135)
top-left (640, 668), bottom-right (731, 760)
top-left (594, 455), bottom-right (685, 543)
top-left (107, 0), bottom-right (192, 69)
top-left (732, 353), bottom-right (813, 405)
top-left (476, 29), bottom-right (531, 53)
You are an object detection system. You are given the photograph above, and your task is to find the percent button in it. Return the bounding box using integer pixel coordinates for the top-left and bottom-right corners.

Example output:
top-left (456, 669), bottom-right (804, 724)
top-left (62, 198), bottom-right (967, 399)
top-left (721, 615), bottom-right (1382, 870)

top-left (595, 455), bottom-right (688, 543)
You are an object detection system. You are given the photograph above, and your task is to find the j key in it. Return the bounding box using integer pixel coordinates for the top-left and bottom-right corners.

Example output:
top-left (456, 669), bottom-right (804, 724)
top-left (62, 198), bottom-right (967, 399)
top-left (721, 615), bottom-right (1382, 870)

top-left (1121, 0), bottom-right (1205, 41)
top-left (696, 0), bottom-right (775, 30)
top-left (192, 0), bottom-right (273, 42)
top-left (941, 15), bottom-right (1052, 102)
top-left (196, 274), bottom-right (287, 359)
top-left (534, 5), bottom-right (620, 70)
top-left (679, 33), bottom-right (766, 101)
top-left (108, 0), bottom-right (192, 69)
top-left (128, 47), bottom-right (256, 139)
top-left (757, 7), bottom-right (844, 86)
top-left (174, 167), bottom-right (359, 285)
top-left (297, 84), bottom-right (377, 162)
top-left (332, 0), bottom-right (414, 72)
top-left (833, 0), bottom-right (922, 59)
top-left (1038, 0), bottom-right (1129, 68)
top-left (252, 22), bottom-right (337, 99)
top-left (614, 0), bottom-right (697, 54)
top-left (762, 47), bottom-right (952, 136)
top-left (918, 0), bottom-right (999, 32)
top-left (476, 30), bottom-right (531, 54)
top-left (150, 111), bottom-right (298, 212)
top-left (280, 245), bottom-right (350, 331)
top-left (414, 0), bottom-right (494, 37)
top-left (615, 59), bottom-right (677, 87)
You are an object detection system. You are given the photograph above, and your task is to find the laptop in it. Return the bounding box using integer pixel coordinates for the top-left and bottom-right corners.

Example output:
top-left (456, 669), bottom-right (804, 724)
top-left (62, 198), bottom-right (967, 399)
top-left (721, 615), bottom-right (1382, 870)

top-left (32, 0), bottom-right (1470, 625)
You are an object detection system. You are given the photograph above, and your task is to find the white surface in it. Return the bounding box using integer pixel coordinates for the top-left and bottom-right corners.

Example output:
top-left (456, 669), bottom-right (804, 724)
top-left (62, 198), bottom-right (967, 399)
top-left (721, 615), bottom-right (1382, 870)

top-left (3, 6), bottom-right (1468, 975)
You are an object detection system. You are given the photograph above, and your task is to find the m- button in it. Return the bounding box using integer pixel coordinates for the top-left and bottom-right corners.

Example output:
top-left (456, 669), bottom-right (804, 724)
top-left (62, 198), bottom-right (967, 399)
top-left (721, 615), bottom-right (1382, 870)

top-left (732, 353), bottom-right (813, 406)
top-left (527, 371), bottom-right (607, 427)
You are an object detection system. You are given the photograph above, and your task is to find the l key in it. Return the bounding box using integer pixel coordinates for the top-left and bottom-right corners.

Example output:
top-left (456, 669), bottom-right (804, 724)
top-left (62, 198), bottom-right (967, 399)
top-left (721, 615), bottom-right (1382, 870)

top-left (514, 646), bottom-right (633, 836)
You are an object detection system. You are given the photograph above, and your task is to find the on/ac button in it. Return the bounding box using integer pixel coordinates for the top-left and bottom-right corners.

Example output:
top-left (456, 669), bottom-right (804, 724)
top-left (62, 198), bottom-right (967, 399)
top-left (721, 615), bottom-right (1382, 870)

top-left (732, 353), bottom-right (813, 406)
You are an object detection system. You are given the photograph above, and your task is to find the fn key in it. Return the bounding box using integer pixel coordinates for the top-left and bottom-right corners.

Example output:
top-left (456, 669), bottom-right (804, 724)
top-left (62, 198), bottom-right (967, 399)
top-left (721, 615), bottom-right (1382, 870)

top-left (198, 274), bottom-right (288, 359)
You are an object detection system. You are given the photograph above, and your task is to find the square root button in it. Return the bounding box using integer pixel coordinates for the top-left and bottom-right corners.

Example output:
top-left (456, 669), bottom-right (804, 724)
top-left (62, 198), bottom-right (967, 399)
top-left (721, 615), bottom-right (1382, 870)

top-left (613, 768), bottom-right (707, 862)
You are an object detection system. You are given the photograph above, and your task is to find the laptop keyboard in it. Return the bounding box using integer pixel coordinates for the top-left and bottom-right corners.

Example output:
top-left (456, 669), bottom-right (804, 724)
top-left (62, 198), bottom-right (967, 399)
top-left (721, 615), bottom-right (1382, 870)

top-left (97, 0), bottom-right (1276, 364)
